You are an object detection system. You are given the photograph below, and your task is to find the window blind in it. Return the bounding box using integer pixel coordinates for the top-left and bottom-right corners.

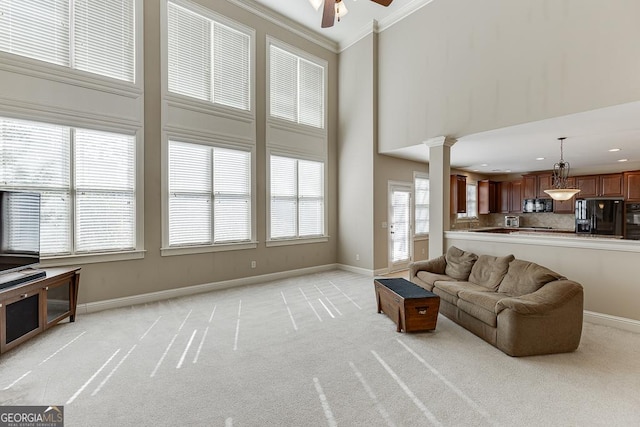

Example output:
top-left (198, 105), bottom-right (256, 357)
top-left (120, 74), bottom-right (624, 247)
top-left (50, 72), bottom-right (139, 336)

top-left (0, 117), bottom-right (137, 256)
top-left (269, 44), bottom-right (324, 129)
top-left (168, 141), bottom-right (212, 246)
top-left (73, 0), bottom-right (135, 82)
top-left (168, 140), bottom-right (252, 247)
top-left (0, 118), bottom-right (71, 255)
top-left (167, 1), bottom-right (250, 111)
top-left (213, 147), bottom-right (250, 243)
top-left (415, 177), bottom-right (429, 234)
top-left (0, 0), bottom-right (69, 67)
top-left (0, 0), bottom-right (135, 82)
top-left (270, 155), bottom-right (324, 239)
top-left (1, 192), bottom-right (40, 253)
top-left (75, 128), bottom-right (135, 252)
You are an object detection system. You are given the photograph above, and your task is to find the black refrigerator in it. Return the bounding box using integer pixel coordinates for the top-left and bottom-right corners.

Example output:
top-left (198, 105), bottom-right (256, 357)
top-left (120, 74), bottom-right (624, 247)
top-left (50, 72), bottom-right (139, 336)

top-left (575, 199), bottom-right (624, 236)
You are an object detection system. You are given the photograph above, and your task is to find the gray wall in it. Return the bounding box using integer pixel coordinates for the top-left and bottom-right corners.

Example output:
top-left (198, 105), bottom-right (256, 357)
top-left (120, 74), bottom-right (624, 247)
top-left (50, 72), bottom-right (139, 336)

top-left (378, 0), bottom-right (640, 152)
top-left (338, 33), bottom-right (376, 270)
top-left (76, 0), bottom-right (339, 303)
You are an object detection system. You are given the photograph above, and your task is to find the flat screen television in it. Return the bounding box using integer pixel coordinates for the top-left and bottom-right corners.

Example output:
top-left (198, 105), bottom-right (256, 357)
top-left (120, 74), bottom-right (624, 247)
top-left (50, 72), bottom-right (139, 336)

top-left (0, 191), bottom-right (42, 286)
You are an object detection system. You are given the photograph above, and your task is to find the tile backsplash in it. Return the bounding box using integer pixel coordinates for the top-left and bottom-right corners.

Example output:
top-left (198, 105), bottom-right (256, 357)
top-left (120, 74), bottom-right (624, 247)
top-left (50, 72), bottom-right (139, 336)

top-left (484, 213), bottom-right (575, 230)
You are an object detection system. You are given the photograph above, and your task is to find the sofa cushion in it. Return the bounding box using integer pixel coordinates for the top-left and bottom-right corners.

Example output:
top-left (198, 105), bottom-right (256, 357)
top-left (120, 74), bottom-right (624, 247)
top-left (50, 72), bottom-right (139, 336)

top-left (416, 270), bottom-right (454, 287)
top-left (468, 254), bottom-right (515, 290)
top-left (444, 246), bottom-right (478, 280)
top-left (457, 299), bottom-right (498, 327)
top-left (498, 259), bottom-right (565, 297)
top-left (433, 281), bottom-right (487, 305)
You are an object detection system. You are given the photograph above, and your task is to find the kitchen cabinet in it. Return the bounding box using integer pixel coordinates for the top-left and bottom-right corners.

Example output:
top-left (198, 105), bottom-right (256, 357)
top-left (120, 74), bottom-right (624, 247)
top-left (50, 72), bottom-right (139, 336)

top-left (450, 174), bottom-right (467, 214)
top-left (523, 175), bottom-right (537, 199)
top-left (509, 180), bottom-right (523, 213)
top-left (477, 180), bottom-right (497, 214)
top-left (498, 181), bottom-right (511, 213)
top-left (576, 174), bottom-right (623, 198)
top-left (536, 173), bottom-right (553, 199)
top-left (599, 173), bottom-right (623, 197)
top-left (624, 171), bottom-right (640, 201)
top-left (553, 177), bottom-right (577, 214)
top-left (575, 175), bottom-right (597, 198)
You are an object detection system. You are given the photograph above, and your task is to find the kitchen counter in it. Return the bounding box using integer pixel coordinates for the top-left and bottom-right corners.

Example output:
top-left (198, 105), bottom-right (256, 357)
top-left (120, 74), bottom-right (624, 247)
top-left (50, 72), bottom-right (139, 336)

top-left (446, 228), bottom-right (638, 251)
top-left (469, 227), bottom-right (623, 239)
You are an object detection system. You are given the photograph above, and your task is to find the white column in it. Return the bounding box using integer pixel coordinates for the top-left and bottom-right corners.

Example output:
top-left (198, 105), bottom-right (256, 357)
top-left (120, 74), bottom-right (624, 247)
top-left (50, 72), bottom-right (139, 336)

top-left (425, 136), bottom-right (456, 258)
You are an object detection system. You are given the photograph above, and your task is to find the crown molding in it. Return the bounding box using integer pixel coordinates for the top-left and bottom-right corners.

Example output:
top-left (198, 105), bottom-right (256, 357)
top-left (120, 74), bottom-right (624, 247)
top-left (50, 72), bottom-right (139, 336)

top-left (226, 0), bottom-right (339, 53)
top-left (338, 0), bottom-right (435, 52)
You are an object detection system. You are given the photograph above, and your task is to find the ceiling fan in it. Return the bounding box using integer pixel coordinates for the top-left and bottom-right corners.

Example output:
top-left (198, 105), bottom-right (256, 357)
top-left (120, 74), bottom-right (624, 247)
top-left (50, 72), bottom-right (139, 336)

top-left (309, 0), bottom-right (394, 29)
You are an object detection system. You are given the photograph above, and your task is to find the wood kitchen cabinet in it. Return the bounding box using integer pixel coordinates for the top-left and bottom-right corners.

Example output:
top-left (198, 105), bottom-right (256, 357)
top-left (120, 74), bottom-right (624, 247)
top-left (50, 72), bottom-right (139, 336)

top-left (523, 175), bottom-right (537, 200)
top-left (575, 173), bottom-right (623, 198)
top-left (575, 175), bottom-right (598, 198)
top-left (536, 173), bottom-right (553, 199)
top-left (450, 174), bottom-right (467, 214)
top-left (498, 181), bottom-right (510, 213)
top-left (509, 180), bottom-right (523, 213)
top-left (624, 171), bottom-right (640, 201)
top-left (477, 180), bottom-right (497, 214)
top-left (599, 173), bottom-right (623, 197)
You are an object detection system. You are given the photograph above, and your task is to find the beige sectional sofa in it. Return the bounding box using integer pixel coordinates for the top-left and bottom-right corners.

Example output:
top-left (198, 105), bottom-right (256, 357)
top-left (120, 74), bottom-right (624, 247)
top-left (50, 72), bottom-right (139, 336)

top-left (409, 246), bottom-right (583, 357)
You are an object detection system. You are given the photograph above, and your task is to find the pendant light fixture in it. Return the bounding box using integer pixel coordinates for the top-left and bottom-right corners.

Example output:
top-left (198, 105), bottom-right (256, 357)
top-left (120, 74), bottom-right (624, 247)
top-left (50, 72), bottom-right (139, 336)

top-left (543, 137), bottom-right (581, 201)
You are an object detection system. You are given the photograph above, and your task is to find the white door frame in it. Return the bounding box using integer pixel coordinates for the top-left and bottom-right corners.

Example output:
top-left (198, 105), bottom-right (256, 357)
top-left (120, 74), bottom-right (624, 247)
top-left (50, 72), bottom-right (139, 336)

top-left (387, 181), bottom-right (413, 273)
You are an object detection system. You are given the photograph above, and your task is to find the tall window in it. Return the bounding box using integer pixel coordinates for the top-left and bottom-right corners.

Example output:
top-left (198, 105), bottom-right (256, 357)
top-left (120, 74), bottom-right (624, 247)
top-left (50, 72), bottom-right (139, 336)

top-left (0, 0), bottom-right (136, 82)
top-left (270, 156), bottom-right (324, 240)
top-left (0, 117), bottom-right (136, 256)
top-left (415, 176), bottom-right (429, 234)
top-left (168, 141), bottom-right (251, 247)
top-left (167, 0), bottom-right (250, 111)
top-left (269, 44), bottom-right (325, 128)
top-left (458, 182), bottom-right (478, 219)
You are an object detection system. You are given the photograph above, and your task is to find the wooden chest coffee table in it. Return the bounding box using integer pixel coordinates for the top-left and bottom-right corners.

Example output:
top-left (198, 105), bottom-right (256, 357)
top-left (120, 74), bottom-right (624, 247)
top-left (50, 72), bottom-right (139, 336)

top-left (374, 278), bottom-right (440, 333)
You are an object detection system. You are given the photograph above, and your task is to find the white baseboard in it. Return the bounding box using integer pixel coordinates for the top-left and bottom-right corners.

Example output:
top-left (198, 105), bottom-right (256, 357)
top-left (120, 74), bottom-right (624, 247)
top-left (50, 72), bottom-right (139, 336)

top-left (583, 310), bottom-right (640, 334)
top-left (337, 264), bottom-right (374, 276)
top-left (78, 263), bottom-right (340, 314)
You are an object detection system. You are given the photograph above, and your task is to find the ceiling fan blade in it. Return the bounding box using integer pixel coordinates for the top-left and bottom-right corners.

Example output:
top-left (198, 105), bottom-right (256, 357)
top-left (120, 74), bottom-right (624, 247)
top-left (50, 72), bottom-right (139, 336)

top-left (321, 0), bottom-right (335, 28)
top-left (371, 0), bottom-right (393, 6)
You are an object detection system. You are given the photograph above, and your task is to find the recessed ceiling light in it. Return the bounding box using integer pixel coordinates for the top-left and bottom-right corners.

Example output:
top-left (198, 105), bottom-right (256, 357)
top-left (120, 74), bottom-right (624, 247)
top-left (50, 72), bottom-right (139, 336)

top-left (609, 148), bottom-right (621, 152)
top-left (535, 157), bottom-right (545, 161)
top-left (618, 158), bottom-right (628, 162)
top-left (480, 163), bottom-right (488, 167)
top-left (505, 169), bottom-right (512, 173)
top-left (472, 169), bottom-right (479, 172)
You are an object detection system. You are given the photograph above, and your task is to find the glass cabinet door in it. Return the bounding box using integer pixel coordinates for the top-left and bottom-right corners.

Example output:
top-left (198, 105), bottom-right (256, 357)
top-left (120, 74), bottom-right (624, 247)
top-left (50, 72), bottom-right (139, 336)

top-left (46, 281), bottom-right (71, 325)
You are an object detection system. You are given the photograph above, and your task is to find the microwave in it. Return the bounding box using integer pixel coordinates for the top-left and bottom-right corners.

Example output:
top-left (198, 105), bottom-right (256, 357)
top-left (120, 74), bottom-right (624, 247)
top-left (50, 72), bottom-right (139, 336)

top-left (522, 198), bottom-right (553, 213)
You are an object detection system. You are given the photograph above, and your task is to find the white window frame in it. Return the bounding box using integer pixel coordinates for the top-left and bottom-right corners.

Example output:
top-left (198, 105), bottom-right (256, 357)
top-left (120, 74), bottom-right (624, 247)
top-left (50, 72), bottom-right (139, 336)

top-left (161, 135), bottom-right (257, 256)
top-left (414, 172), bottom-right (429, 237)
top-left (0, 0), bottom-right (143, 93)
top-left (162, 0), bottom-right (255, 117)
top-left (458, 181), bottom-right (478, 219)
top-left (0, 116), bottom-right (144, 266)
top-left (266, 37), bottom-right (327, 132)
top-left (266, 151), bottom-right (328, 247)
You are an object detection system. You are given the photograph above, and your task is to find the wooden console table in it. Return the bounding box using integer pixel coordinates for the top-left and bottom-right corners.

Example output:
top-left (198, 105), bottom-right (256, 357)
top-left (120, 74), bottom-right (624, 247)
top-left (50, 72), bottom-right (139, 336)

top-left (0, 267), bottom-right (81, 354)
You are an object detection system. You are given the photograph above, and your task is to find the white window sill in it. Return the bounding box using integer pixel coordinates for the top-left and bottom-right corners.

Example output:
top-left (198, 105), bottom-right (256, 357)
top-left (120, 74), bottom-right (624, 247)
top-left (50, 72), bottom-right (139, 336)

top-left (41, 250), bottom-right (146, 267)
top-left (266, 236), bottom-right (329, 247)
top-left (161, 241), bottom-right (258, 257)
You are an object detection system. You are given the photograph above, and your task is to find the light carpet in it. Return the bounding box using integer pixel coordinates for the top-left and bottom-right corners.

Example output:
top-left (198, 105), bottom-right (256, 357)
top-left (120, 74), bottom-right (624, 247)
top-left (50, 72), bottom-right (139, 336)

top-left (1, 270), bottom-right (639, 426)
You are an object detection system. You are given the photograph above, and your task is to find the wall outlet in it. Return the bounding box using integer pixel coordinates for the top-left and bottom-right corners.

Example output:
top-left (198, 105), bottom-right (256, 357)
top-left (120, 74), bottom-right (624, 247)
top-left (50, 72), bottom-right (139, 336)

top-left (356, 254), bottom-right (360, 261)
top-left (251, 260), bottom-right (256, 268)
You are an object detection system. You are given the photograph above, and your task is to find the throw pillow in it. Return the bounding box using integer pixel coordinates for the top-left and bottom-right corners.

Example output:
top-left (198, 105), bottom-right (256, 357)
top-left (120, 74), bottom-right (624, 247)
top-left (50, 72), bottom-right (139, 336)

top-left (468, 254), bottom-right (515, 291)
top-left (444, 246), bottom-right (478, 280)
top-left (498, 259), bottom-right (565, 296)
